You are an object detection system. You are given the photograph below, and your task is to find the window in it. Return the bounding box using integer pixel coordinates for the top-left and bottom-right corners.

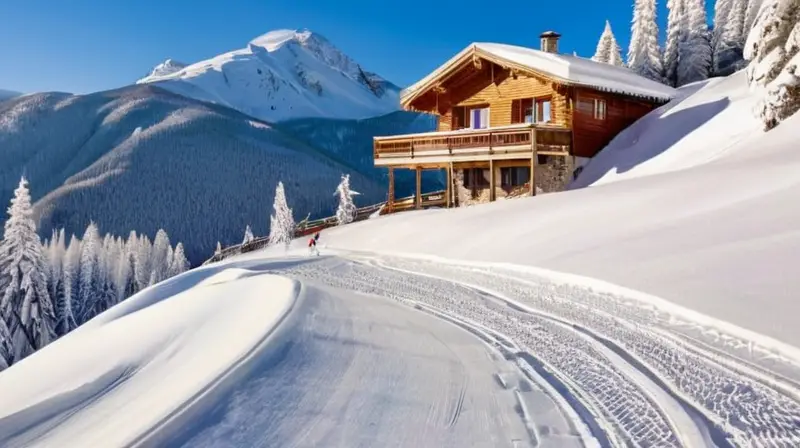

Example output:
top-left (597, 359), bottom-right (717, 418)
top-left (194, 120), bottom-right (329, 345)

top-left (462, 168), bottom-right (489, 188)
top-left (593, 99), bottom-right (607, 120)
top-left (501, 166), bottom-right (531, 188)
top-left (469, 107), bottom-right (490, 129)
top-left (512, 97), bottom-right (552, 124)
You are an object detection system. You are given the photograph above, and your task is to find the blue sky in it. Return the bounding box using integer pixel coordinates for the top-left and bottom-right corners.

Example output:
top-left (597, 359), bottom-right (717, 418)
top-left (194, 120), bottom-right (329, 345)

top-left (1, 0), bottom-right (700, 94)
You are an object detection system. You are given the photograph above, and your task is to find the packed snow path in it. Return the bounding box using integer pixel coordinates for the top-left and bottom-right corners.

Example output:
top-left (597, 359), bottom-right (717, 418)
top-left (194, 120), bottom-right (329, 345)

top-left (249, 253), bottom-right (800, 448)
top-left (142, 262), bottom-right (581, 448)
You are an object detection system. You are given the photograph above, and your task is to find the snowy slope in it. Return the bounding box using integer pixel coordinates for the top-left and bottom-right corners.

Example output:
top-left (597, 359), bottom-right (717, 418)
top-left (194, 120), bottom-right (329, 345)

top-left (0, 258), bottom-right (583, 447)
top-left (137, 29), bottom-right (401, 122)
top-left (572, 71), bottom-right (759, 188)
top-left (284, 71), bottom-right (800, 352)
top-left (0, 85), bottom-right (387, 264)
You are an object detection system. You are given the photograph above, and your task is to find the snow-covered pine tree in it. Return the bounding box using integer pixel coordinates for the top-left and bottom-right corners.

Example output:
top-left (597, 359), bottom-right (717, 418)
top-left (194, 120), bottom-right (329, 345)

top-left (0, 177), bottom-right (56, 361)
top-left (678, 0), bottom-right (713, 85)
top-left (628, 0), bottom-right (666, 82)
top-left (744, 0), bottom-right (800, 129)
top-left (114, 234), bottom-right (136, 302)
top-left (268, 181), bottom-right (295, 249)
top-left (0, 317), bottom-right (11, 370)
top-left (665, 0), bottom-right (688, 86)
top-left (745, 0), bottom-right (765, 31)
top-left (592, 20), bottom-right (625, 66)
top-left (712, 0), bottom-right (749, 74)
top-left (334, 174), bottom-right (358, 225)
top-left (149, 229), bottom-right (171, 286)
top-left (77, 222), bottom-right (100, 324)
top-left (215, 241), bottom-right (222, 254)
top-left (134, 234), bottom-right (152, 291)
top-left (169, 243), bottom-right (190, 277)
top-left (58, 234), bottom-right (80, 335)
top-left (242, 225), bottom-right (254, 245)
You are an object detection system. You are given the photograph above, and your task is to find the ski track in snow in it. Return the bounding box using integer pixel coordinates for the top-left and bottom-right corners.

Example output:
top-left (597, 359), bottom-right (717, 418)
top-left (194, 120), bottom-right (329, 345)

top-left (261, 253), bottom-right (800, 448)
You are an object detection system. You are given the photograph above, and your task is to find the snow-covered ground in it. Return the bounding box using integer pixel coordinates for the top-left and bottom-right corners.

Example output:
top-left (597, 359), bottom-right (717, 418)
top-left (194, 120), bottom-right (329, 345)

top-left (308, 70), bottom-right (800, 352)
top-left (3, 65), bottom-right (799, 447)
top-left (137, 29), bottom-right (401, 122)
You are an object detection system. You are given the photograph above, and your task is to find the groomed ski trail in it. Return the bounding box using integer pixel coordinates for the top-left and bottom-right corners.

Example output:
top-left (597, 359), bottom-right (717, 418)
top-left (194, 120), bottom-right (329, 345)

top-left (261, 253), bottom-right (800, 448)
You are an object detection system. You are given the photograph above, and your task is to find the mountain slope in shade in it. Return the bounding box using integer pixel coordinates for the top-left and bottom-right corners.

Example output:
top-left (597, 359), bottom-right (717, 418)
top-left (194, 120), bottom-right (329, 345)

top-left (0, 89), bottom-right (21, 101)
top-left (0, 85), bottom-right (386, 264)
top-left (278, 111), bottom-right (443, 196)
top-left (136, 29), bottom-right (401, 122)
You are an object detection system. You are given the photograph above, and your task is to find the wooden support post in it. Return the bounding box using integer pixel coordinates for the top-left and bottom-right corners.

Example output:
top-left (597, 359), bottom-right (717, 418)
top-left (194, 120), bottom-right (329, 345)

top-left (415, 166), bottom-right (422, 209)
top-left (530, 130), bottom-right (538, 196)
top-left (489, 159), bottom-right (495, 202)
top-left (445, 165), bottom-right (452, 208)
top-left (387, 167), bottom-right (395, 213)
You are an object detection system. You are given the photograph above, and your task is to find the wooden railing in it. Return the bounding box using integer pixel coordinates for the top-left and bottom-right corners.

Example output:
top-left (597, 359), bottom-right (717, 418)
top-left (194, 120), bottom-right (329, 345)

top-left (203, 190), bottom-right (446, 265)
top-left (373, 124), bottom-right (572, 161)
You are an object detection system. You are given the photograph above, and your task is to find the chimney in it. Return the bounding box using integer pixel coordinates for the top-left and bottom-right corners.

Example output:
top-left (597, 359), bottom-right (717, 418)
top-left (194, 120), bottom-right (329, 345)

top-left (539, 31), bottom-right (561, 53)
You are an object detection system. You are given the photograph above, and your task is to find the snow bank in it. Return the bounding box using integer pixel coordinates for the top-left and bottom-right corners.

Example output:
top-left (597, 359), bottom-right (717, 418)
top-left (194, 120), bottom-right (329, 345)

top-left (574, 70), bottom-right (760, 188)
top-left (0, 267), bottom-right (298, 447)
top-left (267, 73), bottom-right (800, 349)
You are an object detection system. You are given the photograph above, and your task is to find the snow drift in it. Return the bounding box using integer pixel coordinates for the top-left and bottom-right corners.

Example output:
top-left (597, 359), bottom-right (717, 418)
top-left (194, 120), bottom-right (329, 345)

top-left (291, 70), bottom-right (800, 349)
top-left (137, 29), bottom-right (401, 123)
top-left (0, 266), bottom-right (299, 447)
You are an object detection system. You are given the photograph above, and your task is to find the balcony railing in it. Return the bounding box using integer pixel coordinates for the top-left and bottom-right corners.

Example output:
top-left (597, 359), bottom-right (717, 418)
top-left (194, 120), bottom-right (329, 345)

top-left (373, 123), bottom-right (572, 164)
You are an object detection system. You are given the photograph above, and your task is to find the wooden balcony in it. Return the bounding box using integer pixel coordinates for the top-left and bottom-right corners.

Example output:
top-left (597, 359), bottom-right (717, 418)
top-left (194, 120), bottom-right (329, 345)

top-left (373, 123), bottom-right (572, 167)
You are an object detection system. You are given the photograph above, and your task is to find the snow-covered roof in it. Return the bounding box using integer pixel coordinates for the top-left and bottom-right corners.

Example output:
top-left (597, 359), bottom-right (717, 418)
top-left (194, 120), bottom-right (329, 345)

top-left (401, 43), bottom-right (677, 106)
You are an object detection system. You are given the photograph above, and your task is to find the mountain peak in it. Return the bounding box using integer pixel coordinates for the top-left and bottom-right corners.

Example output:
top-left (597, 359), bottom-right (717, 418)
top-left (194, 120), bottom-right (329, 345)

top-left (138, 59), bottom-right (188, 84)
top-left (248, 29), bottom-right (327, 51)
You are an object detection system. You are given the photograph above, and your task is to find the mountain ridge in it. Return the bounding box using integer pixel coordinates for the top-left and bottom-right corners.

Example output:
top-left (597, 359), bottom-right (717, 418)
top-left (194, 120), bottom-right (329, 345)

top-left (136, 28), bottom-right (401, 123)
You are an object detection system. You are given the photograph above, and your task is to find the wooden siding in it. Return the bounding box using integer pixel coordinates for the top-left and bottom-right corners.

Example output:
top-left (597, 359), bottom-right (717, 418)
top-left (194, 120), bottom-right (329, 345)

top-left (411, 60), bottom-right (571, 130)
top-left (571, 88), bottom-right (656, 158)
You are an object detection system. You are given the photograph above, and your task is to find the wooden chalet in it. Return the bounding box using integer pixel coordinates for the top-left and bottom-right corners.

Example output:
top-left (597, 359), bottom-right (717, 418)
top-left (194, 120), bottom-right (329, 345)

top-left (374, 31), bottom-right (677, 210)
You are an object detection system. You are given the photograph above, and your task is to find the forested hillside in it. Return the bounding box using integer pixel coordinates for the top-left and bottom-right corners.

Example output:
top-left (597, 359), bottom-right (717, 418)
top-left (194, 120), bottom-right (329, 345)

top-left (0, 85), bottom-right (386, 264)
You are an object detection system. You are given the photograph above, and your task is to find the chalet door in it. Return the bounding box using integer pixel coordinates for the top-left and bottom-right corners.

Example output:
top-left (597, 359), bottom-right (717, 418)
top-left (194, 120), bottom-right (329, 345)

top-left (470, 107), bottom-right (490, 129)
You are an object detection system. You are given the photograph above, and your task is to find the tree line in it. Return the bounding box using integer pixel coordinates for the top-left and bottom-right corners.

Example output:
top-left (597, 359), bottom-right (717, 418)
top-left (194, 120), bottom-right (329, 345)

top-left (0, 177), bottom-right (189, 371)
top-left (593, 0), bottom-right (799, 130)
top-left (592, 0), bottom-right (761, 87)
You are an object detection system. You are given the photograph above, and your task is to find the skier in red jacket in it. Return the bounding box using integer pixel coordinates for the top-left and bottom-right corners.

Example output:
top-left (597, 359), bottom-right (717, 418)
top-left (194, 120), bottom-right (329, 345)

top-left (308, 232), bottom-right (320, 256)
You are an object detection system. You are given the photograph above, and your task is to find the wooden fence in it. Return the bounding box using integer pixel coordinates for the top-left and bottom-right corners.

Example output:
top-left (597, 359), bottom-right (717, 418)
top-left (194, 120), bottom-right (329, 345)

top-left (202, 190), bottom-right (446, 265)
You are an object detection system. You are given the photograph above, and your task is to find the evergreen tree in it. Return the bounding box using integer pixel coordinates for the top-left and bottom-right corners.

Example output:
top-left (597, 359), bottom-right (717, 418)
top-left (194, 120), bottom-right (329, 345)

top-left (665, 0), bottom-right (688, 86)
top-left (592, 20), bottom-right (625, 66)
top-left (745, 0), bottom-right (764, 31)
top-left (59, 234), bottom-right (80, 336)
top-left (744, 0), bottom-right (800, 129)
top-left (77, 222), bottom-right (100, 324)
top-left (115, 234), bottom-right (136, 302)
top-left (0, 317), bottom-right (11, 370)
top-left (712, 0), bottom-right (749, 74)
top-left (334, 174), bottom-right (358, 225)
top-left (242, 225), bottom-right (254, 245)
top-left (628, 0), bottom-right (666, 82)
top-left (268, 181), bottom-right (295, 249)
top-left (149, 229), bottom-right (171, 285)
top-left (215, 241), bottom-right (222, 254)
top-left (678, 0), bottom-right (713, 85)
top-left (134, 235), bottom-right (152, 291)
top-left (169, 243), bottom-right (190, 277)
top-left (0, 177), bottom-right (56, 362)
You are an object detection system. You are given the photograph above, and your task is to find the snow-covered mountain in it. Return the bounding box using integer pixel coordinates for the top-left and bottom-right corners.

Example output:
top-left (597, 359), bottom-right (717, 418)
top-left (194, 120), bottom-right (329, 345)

top-left (138, 59), bottom-right (187, 83)
top-left (136, 29), bottom-right (402, 122)
top-left (0, 85), bottom-right (389, 264)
